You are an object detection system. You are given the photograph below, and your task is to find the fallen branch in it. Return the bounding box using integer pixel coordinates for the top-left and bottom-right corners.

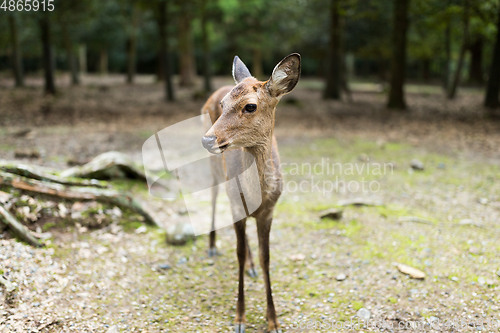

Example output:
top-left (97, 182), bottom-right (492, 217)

top-left (0, 171), bottom-right (160, 228)
top-left (0, 202), bottom-right (42, 247)
top-left (0, 163), bottom-right (107, 188)
top-left (337, 198), bottom-right (383, 207)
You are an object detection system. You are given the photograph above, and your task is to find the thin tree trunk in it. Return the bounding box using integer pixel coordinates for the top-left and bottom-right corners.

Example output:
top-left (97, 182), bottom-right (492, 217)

top-left (447, 0), bottom-right (469, 99)
top-left (468, 37), bottom-right (483, 85)
top-left (178, 0), bottom-right (196, 87)
top-left (323, 0), bottom-right (342, 100)
top-left (201, 0), bottom-right (213, 92)
top-left (387, 0), bottom-right (410, 110)
top-left (99, 49), bottom-right (108, 75)
top-left (252, 48), bottom-right (263, 80)
top-left (62, 21), bottom-right (79, 85)
top-left (158, 0), bottom-right (175, 101)
top-left (157, 49), bottom-right (165, 81)
top-left (126, 5), bottom-right (139, 84)
top-left (79, 44), bottom-right (87, 74)
top-left (443, 17), bottom-right (451, 91)
top-left (8, 14), bottom-right (24, 87)
top-left (157, 2), bottom-right (166, 83)
top-left (68, 50), bottom-right (79, 85)
top-left (39, 15), bottom-right (56, 95)
top-left (484, 4), bottom-right (500, 110)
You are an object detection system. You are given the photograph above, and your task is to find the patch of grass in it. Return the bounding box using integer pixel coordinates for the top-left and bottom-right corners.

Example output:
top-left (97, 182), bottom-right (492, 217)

top-left (388, 297), bottom-right (398, 304)
top-left (42, 222), bottom-right (56, 232)
top-left (121, 220), bottom-right (145, 233)
top-left (0, 143), bottom-right (15, 151)
top-left (352, 301), bottom-right (364, 311)
top-left (108, 179), bottom-right (149, 194)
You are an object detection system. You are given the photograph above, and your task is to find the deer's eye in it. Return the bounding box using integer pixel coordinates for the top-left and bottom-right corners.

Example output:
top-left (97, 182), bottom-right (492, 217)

top-left (244, 104), bottom-right (257, 113)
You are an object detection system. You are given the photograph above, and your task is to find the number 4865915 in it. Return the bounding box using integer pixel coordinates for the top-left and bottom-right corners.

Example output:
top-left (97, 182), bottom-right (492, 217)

top-left (1, 0), bottom-right (55, 11)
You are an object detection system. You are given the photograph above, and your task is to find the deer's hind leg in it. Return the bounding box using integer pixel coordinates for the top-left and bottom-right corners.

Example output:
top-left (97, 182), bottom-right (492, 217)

top-left (234, 218), bottom-right (247, 333)
top-left (208, 180), bottom-right (219, 257)
top-left (245, 233), bottom-right (257, 278)
top-left (256, 209), bottom-right (280, 332)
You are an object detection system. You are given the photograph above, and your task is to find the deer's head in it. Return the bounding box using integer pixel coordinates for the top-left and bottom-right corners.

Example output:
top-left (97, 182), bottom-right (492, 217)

top-left (202, 53), bottom-right (301, 154)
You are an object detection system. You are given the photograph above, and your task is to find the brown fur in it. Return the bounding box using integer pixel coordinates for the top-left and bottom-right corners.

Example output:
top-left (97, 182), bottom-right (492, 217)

top-left (202, 54), bottom-right (300, 332)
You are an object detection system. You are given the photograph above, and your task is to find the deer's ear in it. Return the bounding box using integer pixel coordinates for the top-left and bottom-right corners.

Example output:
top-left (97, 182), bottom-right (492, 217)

top-left (266, 53), bottom-right (301, 97)
top-left (232, 56), bottom-right (252, 84)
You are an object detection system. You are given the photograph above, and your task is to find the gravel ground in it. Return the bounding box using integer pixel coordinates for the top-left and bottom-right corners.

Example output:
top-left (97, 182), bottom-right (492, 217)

top-left (1, 76), bottom-right (500, 332)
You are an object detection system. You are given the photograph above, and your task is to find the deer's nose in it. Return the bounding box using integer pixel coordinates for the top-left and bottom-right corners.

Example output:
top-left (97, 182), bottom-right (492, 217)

top-left (202, 135), bottom-right (217, 150)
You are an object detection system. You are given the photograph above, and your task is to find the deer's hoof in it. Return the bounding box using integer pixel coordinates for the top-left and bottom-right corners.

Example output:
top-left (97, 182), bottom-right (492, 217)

top-left (208, 247), bottom-right (218, 257)
top-left (234, 323), bottom-right (245, 333)
top-left (246, 267), bottom-right (258, 278)
top-left (267, 320), bottom-right (281, 333)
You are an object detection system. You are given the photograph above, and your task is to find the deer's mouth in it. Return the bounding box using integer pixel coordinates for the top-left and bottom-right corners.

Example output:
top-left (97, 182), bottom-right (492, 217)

top-left (218, 143), bottom-right (229, 152)
top-left (206, 142), bottom-right (229, 154)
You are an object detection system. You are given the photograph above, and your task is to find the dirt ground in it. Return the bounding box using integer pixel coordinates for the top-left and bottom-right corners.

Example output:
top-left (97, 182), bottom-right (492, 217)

top-left (1, 75), bottom-right (500, 332)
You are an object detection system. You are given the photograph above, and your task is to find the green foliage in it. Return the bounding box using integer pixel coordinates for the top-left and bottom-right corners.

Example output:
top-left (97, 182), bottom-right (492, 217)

top-left (0, 0), bottom-right (499, 79)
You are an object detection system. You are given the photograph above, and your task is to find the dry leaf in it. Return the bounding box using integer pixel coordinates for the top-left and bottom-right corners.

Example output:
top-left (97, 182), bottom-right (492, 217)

top-left (397, 264), bottom-right (425, 279)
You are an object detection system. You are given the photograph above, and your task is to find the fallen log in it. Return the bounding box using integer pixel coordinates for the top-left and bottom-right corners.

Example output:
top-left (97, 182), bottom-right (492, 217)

top-left (0, 171), bottom-right (160, 228)
top-left (0, 202), bottom-right (42, 247)
top-left (0, 162), bottom-right (107, 188)
top-left (60, 151), bottom-right (146, 181)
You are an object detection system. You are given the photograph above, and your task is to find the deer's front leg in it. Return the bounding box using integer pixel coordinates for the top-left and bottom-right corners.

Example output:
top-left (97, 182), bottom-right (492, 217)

top-left (257, 211), bottom-right (280, 333)
top-left (208, 181), bottom-right (219, 257)
top-left (234, 219), bottom-right (247, 333)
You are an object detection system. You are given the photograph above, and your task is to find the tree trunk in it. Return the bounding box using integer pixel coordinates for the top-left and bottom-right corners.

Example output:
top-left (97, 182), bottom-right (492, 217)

top-left (79, 44), bottom-right (87, 74)
top-left (323, 0), bottom-right (342, 100)
top-left (158, 0), bottom-right (175, 101)
top-left (126, 5), bottom-right (139, 84)
top-left (8, 14), bottom-right (24, 87)
top-left (447, 44), bottom-right (467, 98)
top-left (468, 36), bottom-right (483, 85)
top-left (39, 15), bottom-right (56, 95)
top-left (484, 4), bottom-right (500, 110)
top-left (68, 49), bottom-right (79, 85)
top-left (178, 0), bottom-right (196, 87)
top-left (387, 0), bottom-right (410, 110)
top-left (62, 21), bottom-right (79, 85)
top-left (99, 49), bottom-right (108, 75)
top-left (201, 0), bottom-right (213, 92)
top-left (443, 17), bottom-right (451, 91)
top-left (447, 0), bottom-right (469, 99)
top-left (157, 2), bottom-right (165, 83)
top-left (252, 48), bottom-right (263, 80)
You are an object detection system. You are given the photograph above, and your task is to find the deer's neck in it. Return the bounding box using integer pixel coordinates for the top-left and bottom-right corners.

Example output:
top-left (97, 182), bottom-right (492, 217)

top-left (244, 131), bottom-right (276, 198)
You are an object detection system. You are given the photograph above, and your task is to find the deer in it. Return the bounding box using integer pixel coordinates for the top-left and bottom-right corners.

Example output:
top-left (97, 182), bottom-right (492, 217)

top-left (201, 53), bottom-right (301, 333)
